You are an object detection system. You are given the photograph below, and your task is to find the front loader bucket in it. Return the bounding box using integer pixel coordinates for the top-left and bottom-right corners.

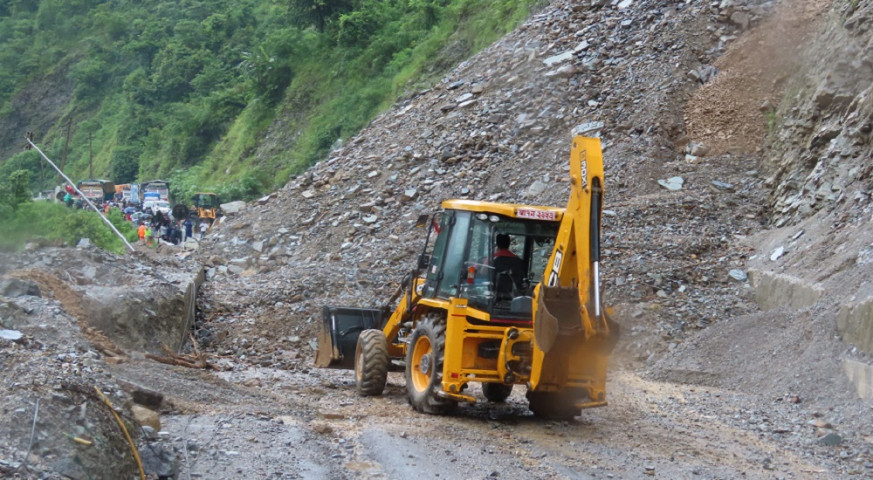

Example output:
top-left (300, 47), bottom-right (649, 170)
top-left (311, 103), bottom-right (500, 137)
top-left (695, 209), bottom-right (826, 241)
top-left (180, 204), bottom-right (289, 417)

top-left (315, 306), bottom-right (386, 369)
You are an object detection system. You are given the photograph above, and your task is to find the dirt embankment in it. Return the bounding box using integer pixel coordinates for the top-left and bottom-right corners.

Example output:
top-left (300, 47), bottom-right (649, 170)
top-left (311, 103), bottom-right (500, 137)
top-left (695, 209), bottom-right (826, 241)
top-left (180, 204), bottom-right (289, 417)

top-left (684, 0), bottom-right (832, 156)
top-left (0, 246), bottom-right (201, 479)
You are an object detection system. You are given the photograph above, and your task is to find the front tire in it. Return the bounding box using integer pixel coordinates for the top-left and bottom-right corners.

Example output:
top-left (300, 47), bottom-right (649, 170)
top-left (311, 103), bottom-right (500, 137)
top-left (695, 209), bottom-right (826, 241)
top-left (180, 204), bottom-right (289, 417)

top-left (355, 329), bottom-right (388, 396)
top-left (405, 315), bottom-right (454, 414)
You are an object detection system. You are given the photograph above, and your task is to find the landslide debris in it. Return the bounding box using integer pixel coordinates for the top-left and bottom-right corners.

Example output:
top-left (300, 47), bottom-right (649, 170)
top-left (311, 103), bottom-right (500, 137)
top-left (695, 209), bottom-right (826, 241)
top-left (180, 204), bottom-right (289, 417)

top-left (0, 245), bottom-right (201, 478)
top-left (195, 0), bottom-right (779, 371)
top-left (192, 0), bottom-right (872, 474)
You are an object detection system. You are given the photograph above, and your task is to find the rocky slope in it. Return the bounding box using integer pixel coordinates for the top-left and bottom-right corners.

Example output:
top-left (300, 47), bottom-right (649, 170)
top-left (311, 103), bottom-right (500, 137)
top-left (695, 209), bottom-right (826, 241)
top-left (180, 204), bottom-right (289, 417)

top-left (0, 246), bottom-right (202, 478)
top-left (199, 0), bottom-right (777, 352)
top-left (196, 0), bottom-right (873, 461)
top-left (196, 0), bottom-right (835, 368)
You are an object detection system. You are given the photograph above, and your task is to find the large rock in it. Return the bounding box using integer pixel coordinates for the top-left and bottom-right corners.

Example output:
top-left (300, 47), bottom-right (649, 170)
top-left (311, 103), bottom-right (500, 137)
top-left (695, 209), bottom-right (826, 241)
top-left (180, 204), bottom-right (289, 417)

top-left (131, 404), bottom-right (161, 431)
top-left (0, 278), bottom-right (41, 297)
top-left (220, 201), bottom-right (247, 214)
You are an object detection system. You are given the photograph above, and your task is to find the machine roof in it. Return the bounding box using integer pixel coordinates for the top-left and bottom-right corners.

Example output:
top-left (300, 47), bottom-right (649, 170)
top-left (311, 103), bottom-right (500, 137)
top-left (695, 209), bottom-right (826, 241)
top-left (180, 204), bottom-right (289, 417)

top-left (440, 199), bottom-right (564, 221)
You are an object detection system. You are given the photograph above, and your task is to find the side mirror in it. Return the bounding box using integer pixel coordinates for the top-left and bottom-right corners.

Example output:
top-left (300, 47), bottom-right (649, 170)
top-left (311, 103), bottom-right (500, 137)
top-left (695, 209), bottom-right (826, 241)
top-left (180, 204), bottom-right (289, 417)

top-left (414, 214), bottom-right (429, 228)
top-left (417, 253), bottom-right (430, 270)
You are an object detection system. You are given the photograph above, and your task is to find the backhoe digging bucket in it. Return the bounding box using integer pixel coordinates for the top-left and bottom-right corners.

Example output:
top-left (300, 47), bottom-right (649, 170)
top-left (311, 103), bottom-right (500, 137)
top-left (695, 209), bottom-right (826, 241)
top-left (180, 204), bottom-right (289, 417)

top-left (315, 306), bottom-right (385, 369)
top-left (534, 286), bottom-right (582, 353)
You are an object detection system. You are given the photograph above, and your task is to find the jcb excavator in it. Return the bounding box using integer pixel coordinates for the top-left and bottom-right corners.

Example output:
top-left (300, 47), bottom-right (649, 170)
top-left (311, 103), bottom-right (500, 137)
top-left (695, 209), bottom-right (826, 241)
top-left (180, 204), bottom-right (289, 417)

top-left (192, 193), bottom-right (221, 225)
top-left (315, 136), bottom-right (618, 418)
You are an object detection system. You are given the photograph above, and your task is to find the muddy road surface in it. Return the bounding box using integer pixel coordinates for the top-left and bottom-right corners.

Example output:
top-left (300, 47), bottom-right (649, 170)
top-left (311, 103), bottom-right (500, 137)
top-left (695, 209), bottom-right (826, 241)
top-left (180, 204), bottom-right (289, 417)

top-left (108, 355), bottom-right (864, 480)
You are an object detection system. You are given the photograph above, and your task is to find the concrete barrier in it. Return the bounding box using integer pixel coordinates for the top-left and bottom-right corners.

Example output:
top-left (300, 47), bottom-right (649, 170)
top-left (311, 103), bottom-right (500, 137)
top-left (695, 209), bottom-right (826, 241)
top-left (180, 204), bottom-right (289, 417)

top-left (747, 270), bottom-right (823, 310)
top-left (749, 268), bottom-right (872, 403)
top-left (837, 297), bottom-right (873, 356)
top-left (843, 359), bottom-right (873, 401)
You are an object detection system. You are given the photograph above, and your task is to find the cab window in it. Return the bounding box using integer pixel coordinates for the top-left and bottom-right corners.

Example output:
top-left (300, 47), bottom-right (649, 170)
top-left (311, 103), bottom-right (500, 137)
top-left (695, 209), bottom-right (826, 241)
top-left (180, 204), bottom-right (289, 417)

top-left (436, 211), bottom-right (471, 298)
top-left (422, 213), bottom-right (449, 298)
top-left (422, 211), bottom-right (472, 299)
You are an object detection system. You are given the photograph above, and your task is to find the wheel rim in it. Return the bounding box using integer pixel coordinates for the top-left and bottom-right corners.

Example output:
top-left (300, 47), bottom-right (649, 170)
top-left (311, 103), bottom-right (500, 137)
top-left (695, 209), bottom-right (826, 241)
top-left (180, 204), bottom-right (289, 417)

top-left (411, 335), bottom-right (433, 392)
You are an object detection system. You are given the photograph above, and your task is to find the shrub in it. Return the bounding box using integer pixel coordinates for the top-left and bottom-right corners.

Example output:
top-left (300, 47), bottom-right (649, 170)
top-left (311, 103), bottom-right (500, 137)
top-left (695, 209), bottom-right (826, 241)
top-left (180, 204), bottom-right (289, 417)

top-left (0, 202), bottom-right (133, 253)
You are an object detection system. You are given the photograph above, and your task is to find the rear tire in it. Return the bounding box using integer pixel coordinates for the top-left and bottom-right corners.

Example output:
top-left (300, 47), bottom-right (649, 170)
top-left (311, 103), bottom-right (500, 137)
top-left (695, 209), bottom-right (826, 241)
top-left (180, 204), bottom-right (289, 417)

top-left (482, 383), bottom-right (513, 403)
top-left (405, 315), bottom-right (454, 414)
top-left (355, 329), bottom-right (388, 396)
top-left (526, 390), bottom-right (579, 420)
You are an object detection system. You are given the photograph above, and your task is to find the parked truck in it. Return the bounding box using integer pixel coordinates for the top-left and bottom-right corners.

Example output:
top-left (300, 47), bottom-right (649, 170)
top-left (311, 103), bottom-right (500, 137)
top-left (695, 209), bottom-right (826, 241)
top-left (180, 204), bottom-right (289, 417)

top-left (139, 180), bottom-right (170, 203)
top-left (76, 179), bottom-right (115, 203)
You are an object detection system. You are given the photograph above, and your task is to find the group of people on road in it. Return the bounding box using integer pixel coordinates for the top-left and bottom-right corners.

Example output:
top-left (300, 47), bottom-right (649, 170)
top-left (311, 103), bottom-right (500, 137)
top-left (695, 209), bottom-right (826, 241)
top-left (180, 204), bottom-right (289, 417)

top-left (135, 211), bottom-right (210, 247)
top-left (60, 183), bottom-right (212, 248)
top-left (62, 185), bottom-right (87, 209)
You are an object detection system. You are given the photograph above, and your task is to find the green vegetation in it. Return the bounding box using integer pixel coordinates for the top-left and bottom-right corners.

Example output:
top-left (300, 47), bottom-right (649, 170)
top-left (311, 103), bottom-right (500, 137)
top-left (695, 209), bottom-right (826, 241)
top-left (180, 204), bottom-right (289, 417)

top-left (0, 169), bottom-right (32, 211)
top-left (765, 108), bottom-right (779, 135)
top-left (0, 0), bottom-right (543, 204)
top-left (0, 166), bottom-right (136, 253)
top-left (0, 198), bottom-right (137, 254)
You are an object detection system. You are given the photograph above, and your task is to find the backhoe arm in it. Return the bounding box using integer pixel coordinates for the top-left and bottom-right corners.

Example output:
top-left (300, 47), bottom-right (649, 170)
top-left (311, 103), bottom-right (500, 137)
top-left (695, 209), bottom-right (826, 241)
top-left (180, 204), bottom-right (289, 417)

top-left (529, 136), bottom-right (613, 393)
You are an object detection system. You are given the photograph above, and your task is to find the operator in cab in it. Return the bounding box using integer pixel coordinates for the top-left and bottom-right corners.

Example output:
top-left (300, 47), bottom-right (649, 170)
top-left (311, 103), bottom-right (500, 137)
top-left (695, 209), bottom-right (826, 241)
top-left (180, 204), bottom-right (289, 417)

top-left (493, 233), bottom-right (518, 259)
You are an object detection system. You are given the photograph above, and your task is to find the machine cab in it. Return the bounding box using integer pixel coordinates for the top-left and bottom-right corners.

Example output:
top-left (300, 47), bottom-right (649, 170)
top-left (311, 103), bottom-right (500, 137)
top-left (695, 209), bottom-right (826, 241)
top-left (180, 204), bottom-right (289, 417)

top-left (420, 200), bottom-right (562, 321)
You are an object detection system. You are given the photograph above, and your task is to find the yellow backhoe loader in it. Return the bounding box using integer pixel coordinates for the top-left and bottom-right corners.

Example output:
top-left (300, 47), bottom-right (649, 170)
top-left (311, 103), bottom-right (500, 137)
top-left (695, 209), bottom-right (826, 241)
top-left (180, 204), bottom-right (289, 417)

top-left (192, 193), bottom-right (221, 225)
top-left (316, 136), bottom-right (618, 418)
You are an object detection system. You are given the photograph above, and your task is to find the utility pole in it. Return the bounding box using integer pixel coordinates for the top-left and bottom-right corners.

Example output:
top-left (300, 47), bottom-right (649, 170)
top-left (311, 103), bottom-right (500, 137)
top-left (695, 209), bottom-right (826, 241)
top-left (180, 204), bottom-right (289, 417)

top-left (89, 132), bottom-right (93, 179)
top-left (60, 115), bottom-right (72, 184)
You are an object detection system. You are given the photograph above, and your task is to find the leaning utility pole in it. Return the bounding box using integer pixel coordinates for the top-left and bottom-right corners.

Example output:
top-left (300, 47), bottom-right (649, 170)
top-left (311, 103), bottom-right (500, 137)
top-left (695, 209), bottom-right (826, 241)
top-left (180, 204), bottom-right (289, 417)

top-left (25, 136), bottom-right (135, 253)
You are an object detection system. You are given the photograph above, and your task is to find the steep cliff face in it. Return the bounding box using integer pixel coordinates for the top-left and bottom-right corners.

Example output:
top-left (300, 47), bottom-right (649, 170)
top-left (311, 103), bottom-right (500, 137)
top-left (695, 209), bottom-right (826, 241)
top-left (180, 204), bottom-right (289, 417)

top-left (747, 1), bottom-right (873, 356)
top-left (763, 1), bottom-right (873, 228)
top-left (679, 0), bottom-right (873, 359)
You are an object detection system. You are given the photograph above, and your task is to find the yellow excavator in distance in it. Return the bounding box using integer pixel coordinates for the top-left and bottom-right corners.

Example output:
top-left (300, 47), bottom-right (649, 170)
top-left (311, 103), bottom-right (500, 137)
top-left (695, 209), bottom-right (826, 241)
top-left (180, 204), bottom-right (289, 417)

top-left (191, 193), bottom-right (221, 225)
top-left (316, 136), bottom-right (618, 419)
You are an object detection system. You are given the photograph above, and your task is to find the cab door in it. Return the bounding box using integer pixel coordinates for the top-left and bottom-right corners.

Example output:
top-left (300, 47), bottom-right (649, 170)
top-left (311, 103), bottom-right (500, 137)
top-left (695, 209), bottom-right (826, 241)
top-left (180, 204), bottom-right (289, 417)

top-left (422, 210), bottom-right (472, 299)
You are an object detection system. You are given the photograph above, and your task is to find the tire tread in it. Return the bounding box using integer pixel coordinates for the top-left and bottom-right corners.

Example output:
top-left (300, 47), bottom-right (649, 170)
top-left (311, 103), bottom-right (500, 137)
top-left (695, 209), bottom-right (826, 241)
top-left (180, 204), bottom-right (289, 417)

top-left (356, 329), bottom-right (388, 396)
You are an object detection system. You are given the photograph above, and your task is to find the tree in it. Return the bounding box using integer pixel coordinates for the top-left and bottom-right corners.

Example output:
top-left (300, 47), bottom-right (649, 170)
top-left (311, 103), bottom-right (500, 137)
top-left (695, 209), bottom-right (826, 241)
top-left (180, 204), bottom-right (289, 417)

top-left (337, 6), bottom-right (387, 48)
top-left (288, 0), bottom-right (355, 32)
top-left (110, 146), bottom-right (140, 183)
top-left (241, 30), bottom-right (300, 101)
top-left (150, 43), bottom-right (208, 102)
top-left (409, 0), bottom-right (447, 29)
top-left (68, 54), bottom-right (111, 101)
top-left (2, 169), bottom-right (32, 210)
top-left (0, 151), bottom-right (41, 191)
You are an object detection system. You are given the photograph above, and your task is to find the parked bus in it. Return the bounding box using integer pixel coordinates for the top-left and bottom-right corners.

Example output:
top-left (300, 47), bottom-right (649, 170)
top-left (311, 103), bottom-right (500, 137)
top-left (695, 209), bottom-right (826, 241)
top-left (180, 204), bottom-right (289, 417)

top-left (129, 184), bottom-right (140, 204)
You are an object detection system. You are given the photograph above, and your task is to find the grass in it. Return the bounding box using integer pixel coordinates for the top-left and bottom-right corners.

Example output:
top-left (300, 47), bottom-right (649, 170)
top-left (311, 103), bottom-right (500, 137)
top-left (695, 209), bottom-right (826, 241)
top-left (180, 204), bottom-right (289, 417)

top-left (0, 202), bottom-right (137, 254)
